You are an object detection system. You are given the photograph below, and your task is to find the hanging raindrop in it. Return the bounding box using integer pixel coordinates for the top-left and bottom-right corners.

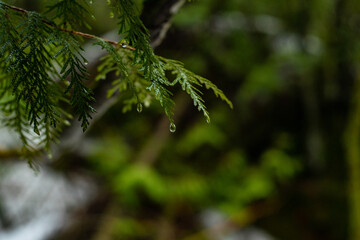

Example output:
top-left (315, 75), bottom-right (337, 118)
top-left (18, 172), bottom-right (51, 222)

top-left (109, 11), bottom-right (114, 18)
top-left (137, 103), bottom-right (143, 113)
top-left (89, 0), bottom-right (93, 4)
top-left (84, 60), bottom-right (89, 66)
top-left (169, 123), bottom-right (176, 133)
top-left (206, 118), bottom-right (210, 124)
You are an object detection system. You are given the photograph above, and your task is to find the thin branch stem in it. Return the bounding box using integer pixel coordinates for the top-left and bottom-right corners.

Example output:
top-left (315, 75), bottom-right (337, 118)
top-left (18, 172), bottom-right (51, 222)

top-left (2, 2), bottom-right (136, 51)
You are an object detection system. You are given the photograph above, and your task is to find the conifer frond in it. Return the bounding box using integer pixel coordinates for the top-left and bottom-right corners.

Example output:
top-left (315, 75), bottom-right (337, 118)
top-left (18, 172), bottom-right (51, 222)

top-left (109, 0), bottom-right (232, 123)
top-left (13, 12), bottom-right (60, 133)
top-left (109, 0), bottom-right (167, 82)
top-left (159, 56), bottom-right (233, 122)
top-left (94, 39), bottom-right (129, 80)
top-left (0, 4), bottom-right (72, 156)
top-left (196, 76), bottom-right (233, 109)
top-left (158, 57), bottom-right (210, 122)
top-left (109, 0), bottom-right (175, 122)
top-left (0, 5), bottom-right (31, 149)
top-left (49, 31), bottom-right (95, 131)
top-left (94, 38), bottom-right (141, 103)
top-left (0, 0), bottom-right (232, 160)
top-left (0, 9), bottom-right (65, 154)
top-left (147, 80), bottom-right (175, 123)
top-left (95, 49), bottom-right (175, 122)
top-left (95, 40), bottom-right (154, 113)
top-left (46, 0), bottom-right (93, 29)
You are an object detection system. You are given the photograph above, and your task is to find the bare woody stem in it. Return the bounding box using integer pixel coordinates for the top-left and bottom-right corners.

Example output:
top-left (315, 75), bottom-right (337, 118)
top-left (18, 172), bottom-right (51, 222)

top-left (2, 3), bottom-right (136, 51)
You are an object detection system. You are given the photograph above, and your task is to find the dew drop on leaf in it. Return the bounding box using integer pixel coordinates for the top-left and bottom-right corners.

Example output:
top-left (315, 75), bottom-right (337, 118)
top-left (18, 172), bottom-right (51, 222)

top-left (89, 0), bottom-right (93, 4)
top-left (169, 123), bottom-right (176, 133)
top-left (137, 103), bottom-right (143, 113)
top-left (206, 118), bottom-right (210, 124)
top-left (84, 60), bottom-right (89, 65)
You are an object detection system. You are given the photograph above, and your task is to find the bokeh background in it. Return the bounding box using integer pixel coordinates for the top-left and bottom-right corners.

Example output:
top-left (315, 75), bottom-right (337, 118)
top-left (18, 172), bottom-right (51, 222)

top-left (1, 0), bottom-right (360, 239)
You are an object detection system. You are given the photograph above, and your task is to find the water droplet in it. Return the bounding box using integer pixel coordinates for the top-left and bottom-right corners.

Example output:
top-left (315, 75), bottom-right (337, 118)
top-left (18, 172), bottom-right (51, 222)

top-left (169, 123), bottom-right (176, 133)
top-left (206, 118), bottom-right (210, 124)
top-left (89, 0), bottom-right (93, 4)
top-left (121, 43), bottom-right (127, 48)
top-left (137, 103), bottom-right (143, 113)
top-left (84, 60), bottom-right (89, 65)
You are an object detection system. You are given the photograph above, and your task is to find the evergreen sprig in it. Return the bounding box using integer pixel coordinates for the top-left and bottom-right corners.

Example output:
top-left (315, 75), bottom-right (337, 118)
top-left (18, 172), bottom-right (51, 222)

top-left (109, 0), bottom-right (176, 123)
top-left (49, 31), bottom-right (95, 131)
top-left (159, 57), bottom-right (233, 122)
top-left (95, 42), bottom-right (153, 113)
top-left (0, 0), bottom-right (232, 160)
top-left (94, 39), bottom-right (130, 88)
top-left (0, 7), bottom-right (65, 154)
top-left (46, 0), bottom-right (93, 29)
top-left (0, 2), bottom-right (93, 156)
top-left (94, 38), bottom-right (144, 107)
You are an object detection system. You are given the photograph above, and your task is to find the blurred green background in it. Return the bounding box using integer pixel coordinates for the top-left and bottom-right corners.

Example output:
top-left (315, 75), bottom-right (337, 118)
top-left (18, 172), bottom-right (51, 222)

top-left (2, 0), bottom-right (360, 239)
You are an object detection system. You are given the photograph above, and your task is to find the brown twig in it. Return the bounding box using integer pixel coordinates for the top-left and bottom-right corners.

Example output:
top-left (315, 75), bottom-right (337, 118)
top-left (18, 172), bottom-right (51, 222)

top-left (2, 2), bottom-right (136, 51)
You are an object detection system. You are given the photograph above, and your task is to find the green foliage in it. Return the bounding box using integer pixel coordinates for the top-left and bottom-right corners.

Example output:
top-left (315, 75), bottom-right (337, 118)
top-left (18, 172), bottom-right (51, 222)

top-left (108, 0), bottom-right (177, 123)
top-left (0, 6), bottom-right (66, 155)
top-left (176, 122), bottom-right (226, 154)
top-left (114, 164), bottom-right (167, 205)
top-left (210, 148), bottom-right (300, 213)
top-left (50, 31), bottom-right (95, 131)
top-left (94, 38), bottom-right (145, 113)
top-left (45, 0), bottom-right (93, 29)
top-left (0, 0), bottom-right (231, 159)
top-left (160, 56), bottom-right (233, 122)
top-left (87, 128), bottom-right (301, 235)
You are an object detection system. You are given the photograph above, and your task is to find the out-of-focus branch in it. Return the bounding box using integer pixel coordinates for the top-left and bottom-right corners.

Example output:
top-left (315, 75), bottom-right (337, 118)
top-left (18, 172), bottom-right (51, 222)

top-left (142, 0), bottom-right (186, 48)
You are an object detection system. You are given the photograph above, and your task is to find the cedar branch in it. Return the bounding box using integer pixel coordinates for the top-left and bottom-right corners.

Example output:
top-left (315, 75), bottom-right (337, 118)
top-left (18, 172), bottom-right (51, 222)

top-left (1, 2), bottom-right (136, 51)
